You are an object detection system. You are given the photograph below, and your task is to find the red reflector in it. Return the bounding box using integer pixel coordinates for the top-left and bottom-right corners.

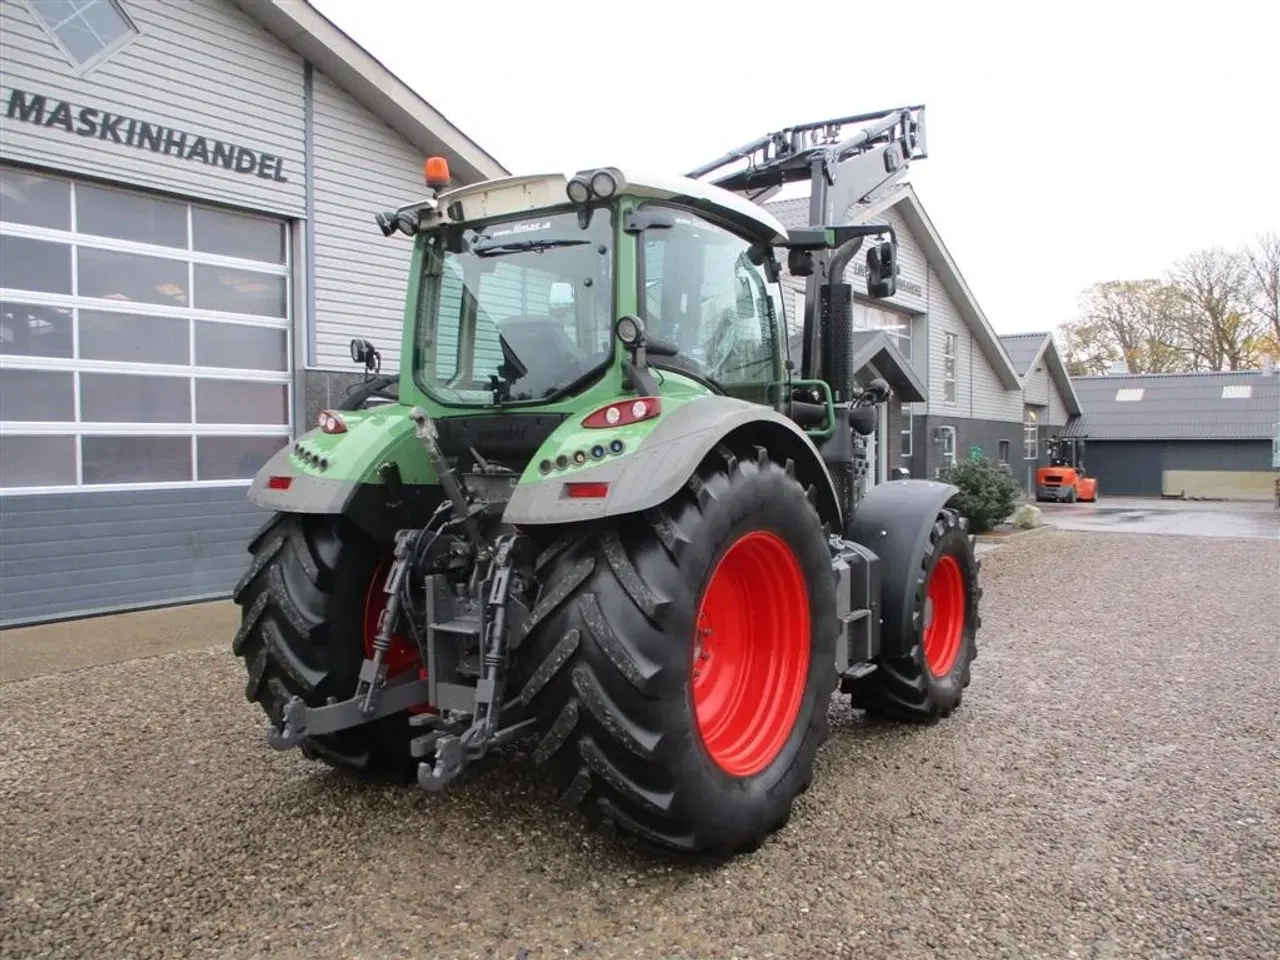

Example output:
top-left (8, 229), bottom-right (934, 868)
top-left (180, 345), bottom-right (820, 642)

top-left (582, 396), bottom-right (661, 429)
top-left (267, 475), bottom-right (292, 490)
top-left (564, 482), bottom-right (609, 499)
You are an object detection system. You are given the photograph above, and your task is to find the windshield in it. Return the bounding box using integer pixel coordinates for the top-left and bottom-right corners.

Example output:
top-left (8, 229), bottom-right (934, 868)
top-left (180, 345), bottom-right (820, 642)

top-left (414, 208), bottom-right (614, 405)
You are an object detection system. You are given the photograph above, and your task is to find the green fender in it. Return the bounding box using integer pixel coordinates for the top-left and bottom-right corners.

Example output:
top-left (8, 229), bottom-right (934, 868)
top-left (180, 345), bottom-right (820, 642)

top-left (502, 395), bottom-right (843, 529)
top-left (245, 404), bottom-right (441, 540)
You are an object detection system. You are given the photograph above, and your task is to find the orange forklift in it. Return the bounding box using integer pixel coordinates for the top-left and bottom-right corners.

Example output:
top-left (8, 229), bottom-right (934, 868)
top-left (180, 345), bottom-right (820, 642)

top-left (1035, 436), bottom-right (1098, 503)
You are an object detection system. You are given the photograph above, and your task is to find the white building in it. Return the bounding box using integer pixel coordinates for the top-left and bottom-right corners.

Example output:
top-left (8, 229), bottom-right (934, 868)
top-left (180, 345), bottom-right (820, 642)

top-left (0, 0), bottom-right (505, 625)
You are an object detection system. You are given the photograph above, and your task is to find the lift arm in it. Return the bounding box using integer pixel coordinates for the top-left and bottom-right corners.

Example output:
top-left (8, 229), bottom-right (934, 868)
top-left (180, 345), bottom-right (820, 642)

top-left (686, 105), bottom-right (926, 216)
top-left (687, 105), bottom-right (927, 389)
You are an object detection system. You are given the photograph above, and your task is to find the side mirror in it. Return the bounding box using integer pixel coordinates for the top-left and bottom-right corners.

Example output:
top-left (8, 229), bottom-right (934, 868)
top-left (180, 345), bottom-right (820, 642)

top-left (788, 248), bottom-right (815, 278)
top-left (866, 241), bottom-right (898, 299)
top-left (890, 466), bottom-right (911, 481)
top-left (848, 406), bottom-right (878, 437)
top-left (350, 337), bottom-right (380, 374)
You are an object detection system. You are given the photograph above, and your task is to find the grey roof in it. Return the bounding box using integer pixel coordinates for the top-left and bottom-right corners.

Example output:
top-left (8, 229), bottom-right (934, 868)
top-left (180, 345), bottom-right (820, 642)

top-left (787, 330), bottom-right (927, 403)
top-left (998, 332), bottom-right (1051, 376)
top-left (1063, 370), bottom-right (1280, 441)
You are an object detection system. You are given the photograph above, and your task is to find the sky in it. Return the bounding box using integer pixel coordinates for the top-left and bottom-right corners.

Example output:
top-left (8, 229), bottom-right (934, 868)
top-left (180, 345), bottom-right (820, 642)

top-left (310, 0), bottom-right (1279, 337)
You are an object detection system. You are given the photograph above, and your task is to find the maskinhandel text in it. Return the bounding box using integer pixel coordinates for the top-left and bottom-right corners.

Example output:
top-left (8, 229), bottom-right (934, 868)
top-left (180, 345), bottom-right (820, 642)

top-left (4, 88), bottom-right (288, 183)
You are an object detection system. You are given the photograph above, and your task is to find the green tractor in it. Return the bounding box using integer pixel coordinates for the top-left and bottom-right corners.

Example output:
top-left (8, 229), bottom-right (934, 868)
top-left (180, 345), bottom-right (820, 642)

top-left (232, 105), bottom-right (980, 859)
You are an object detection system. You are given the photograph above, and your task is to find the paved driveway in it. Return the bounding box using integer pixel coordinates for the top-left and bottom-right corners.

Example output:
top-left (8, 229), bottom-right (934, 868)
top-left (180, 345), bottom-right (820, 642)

top-left (1035, 496), bottom-right (1280, 540)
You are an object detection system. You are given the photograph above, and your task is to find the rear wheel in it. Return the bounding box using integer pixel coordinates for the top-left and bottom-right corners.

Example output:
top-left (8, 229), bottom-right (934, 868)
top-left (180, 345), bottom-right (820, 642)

top-left (513, 443), bottom-right (838, 858)
top-left (848, 507), bottom-right (979, 723)
top-left (232, 513), bottom-right (419, 779)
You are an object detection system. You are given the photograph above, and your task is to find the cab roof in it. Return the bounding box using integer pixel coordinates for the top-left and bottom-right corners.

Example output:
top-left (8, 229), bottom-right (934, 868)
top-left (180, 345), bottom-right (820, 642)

top-left (431, 169), bottom-right (790, 245)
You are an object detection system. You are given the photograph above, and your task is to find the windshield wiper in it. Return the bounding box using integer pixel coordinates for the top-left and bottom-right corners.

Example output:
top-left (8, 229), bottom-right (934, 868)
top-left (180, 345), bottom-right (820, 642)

top-left (471, 238), bottom-right (592, 257)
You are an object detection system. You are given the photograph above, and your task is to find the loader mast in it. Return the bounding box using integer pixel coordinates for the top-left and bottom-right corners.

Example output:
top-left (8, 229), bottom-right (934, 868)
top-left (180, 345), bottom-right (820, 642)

top-left (687, 105), bottom-right (926, 391)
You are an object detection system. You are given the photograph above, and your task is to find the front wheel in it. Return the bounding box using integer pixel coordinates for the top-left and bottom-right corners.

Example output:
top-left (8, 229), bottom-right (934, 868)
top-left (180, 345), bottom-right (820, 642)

top-left (513, 443), bottom-right (838, 859)
top-left (847, 507), bottom-right (979, 722)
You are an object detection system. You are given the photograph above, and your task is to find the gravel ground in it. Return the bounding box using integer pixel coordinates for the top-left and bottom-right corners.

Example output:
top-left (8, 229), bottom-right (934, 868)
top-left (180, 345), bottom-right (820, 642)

top-left (2, 530), bottom-right (1278, 960)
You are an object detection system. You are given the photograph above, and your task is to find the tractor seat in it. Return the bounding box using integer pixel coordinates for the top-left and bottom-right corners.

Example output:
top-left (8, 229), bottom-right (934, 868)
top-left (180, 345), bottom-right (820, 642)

top-left (495, 316), bottom-right (596, 398)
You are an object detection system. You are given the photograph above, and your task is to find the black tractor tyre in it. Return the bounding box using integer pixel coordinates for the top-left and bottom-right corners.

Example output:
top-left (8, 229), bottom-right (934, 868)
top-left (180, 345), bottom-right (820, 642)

top-left (847, 507), bottom-right (980, 723)
top-left (231, 512), bottom-right (418, 780)
top-left (512, 443), bottom-right (839, 859)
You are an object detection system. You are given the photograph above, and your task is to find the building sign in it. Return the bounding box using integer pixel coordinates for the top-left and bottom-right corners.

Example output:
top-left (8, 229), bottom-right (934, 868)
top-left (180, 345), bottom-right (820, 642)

top-left (4, 88), bottom-right (288, 183)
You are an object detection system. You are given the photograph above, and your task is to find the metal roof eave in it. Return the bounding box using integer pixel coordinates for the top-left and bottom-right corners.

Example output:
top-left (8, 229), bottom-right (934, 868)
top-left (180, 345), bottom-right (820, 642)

top-left (230, 0), bottom-right (508, 185)
top-left (850, 331), bottom-right (928, 403)
top-left (1026, 334), bottom-right (1084, 417)
top-left (892, 186), bottom-right (1024, 391)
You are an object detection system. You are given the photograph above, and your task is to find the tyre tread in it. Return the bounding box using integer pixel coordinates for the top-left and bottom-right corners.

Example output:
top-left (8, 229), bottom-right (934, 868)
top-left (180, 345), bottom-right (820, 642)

top-left (231, 513), bottom-right (415, 780)
top-left (850, 507), bottom-right (979, 723)
top-left (518, 442), bottom-right (838, 857)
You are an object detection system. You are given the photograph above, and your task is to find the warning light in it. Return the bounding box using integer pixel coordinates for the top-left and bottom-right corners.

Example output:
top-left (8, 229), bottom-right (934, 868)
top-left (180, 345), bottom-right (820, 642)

top-left (425, 156), bottom-right (450, 188)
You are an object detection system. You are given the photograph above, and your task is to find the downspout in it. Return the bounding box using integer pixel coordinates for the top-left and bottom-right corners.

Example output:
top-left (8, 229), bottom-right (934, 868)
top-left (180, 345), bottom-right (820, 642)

top-left (304, 60), bottom-right (317, 369)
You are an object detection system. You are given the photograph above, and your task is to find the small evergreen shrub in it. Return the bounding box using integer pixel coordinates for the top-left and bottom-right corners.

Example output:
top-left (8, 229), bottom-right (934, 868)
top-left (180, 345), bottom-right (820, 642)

top-left (940, 457), bottom-right (1021, 534)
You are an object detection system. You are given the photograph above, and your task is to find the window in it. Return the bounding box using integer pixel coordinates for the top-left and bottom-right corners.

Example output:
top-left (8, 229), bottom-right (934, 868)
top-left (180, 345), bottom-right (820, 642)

top-left (1023, 407), bottom-right (1039, 460)
top-left (415, 209), bottom-right (615, 404)
top-left (998, 439), bottom-right (1011, 465)
top-left (25, 0), bottom-right (138, 70)
top-left (943, 331), bottom-right (957, 403)
top-left (900, 401), bottom-right (913, 457)
top-left (1115, 387), bottom-right (1144, 401)
top-left (0, 163), bottom-right (292, 492)
top-left (639, 207), bottom-right (784, 396)
top-left (866, 303), bottom-right (913, 361)
top-left (1221, 384), bottom-right (1252, 399)
top-left (938, 425), bottom-right (956, 467)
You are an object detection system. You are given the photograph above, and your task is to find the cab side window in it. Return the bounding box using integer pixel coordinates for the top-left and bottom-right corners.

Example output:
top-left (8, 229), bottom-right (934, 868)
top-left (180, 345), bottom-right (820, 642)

top-left (639, 207), bottom-right (782, 392)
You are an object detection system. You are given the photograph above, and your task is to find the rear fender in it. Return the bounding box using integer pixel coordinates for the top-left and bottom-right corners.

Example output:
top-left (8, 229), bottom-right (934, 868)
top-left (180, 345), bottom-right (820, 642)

top-left (502, 395), bottom-right (843, 529)
top-left (245, 404), bottom-right (442, 542)
top-left (847, 477), bottom-right (967, 657)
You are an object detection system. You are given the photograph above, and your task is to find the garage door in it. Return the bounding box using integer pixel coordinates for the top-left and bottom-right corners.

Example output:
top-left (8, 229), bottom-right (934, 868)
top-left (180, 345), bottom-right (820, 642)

top-left (0, 163), bottom-right (291, 626)
top-left (1087, 441), bottom-right (1164, 497)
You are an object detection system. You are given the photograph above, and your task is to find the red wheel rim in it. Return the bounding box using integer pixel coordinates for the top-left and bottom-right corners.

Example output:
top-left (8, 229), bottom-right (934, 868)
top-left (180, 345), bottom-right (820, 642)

top-left (692, 530), bottom-right (811, 778)
top-left (922, 554), bottom-right (966, 678)
top-left (362, 556), bottom-right (430, 712)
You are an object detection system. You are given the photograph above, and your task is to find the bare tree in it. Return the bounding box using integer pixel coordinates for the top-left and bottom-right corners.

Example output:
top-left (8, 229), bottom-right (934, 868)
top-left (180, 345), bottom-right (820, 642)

top-left (1061, 279), bottom-right (1191, 374)
top-left (1243, 231), bottom-right (1280, 355)
top-left (1168, 246), bottom-right (1262, 371)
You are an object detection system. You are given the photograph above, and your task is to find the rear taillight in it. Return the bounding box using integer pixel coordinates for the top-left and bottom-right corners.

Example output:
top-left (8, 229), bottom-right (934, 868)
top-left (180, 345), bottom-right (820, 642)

top-left (317, 409), bottom-right (347, 434)
top-left (267, 476), bottom-right (292, 490)
top-left (582, 397), bottom-right (661, 429)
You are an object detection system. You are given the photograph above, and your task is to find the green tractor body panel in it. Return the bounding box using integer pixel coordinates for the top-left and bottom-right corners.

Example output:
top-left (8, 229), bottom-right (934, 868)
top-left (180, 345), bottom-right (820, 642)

top-left (247, 405), bottom-right (436, 513)
top-left (504, 390), bottom-right (841, 527)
